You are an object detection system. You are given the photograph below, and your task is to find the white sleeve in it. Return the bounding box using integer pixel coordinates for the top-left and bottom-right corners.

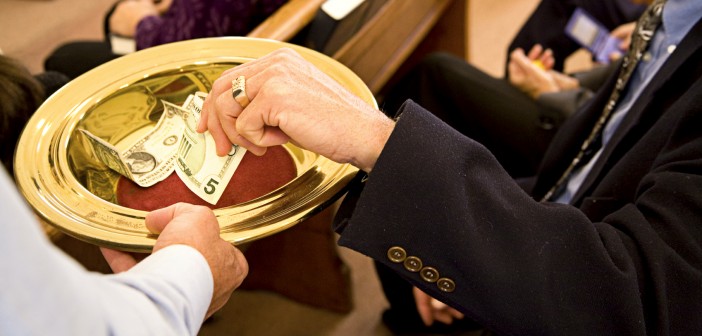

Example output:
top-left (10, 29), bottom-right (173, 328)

top-left (0, 167), bottom-right (213, 336)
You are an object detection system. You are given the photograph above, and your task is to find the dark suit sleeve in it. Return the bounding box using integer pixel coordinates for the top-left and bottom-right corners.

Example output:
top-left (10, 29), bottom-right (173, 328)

top-left (333, 100), bottom-right (702, 335)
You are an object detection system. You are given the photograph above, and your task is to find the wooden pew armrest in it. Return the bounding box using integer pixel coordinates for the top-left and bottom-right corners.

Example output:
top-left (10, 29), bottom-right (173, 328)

top-left (247, 0), bottom-right (325, 41)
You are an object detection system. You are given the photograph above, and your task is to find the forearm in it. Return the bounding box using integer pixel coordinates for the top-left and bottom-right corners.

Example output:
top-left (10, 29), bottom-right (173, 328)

top-left (0, 186), bottom-right (213, 336)
top-left (1, 241), bottom-right (212, 336)
top-left (104, 245), bottom-right (213, 335)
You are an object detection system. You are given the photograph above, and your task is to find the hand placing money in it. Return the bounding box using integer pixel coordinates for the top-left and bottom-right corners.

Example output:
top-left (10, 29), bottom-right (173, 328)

top-left (81, 92), bottom-right (246, 204)
top-left (174, 93), bottom-right (246, 204)
top-left (199, 48), bottom-right (394, 173)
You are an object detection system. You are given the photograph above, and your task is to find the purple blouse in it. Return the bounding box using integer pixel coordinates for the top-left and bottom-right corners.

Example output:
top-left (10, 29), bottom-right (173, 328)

top-left (136, 0), bottom-right (288, 50)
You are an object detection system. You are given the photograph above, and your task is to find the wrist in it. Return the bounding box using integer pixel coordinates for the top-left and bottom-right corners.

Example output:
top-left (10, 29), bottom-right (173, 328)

top-left (353, 113), bottom-right (395, 173)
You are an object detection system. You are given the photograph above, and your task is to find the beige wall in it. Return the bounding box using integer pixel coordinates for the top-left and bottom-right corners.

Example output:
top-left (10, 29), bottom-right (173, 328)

top-left (0, 0), bottom-right (115, 73)
top-left (468, 0), bottom-right (539, 77)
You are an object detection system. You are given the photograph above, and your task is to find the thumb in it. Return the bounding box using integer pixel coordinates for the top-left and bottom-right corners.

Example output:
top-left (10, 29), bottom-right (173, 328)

top-left (236, 100), bottom-right (290, 149)
top-left (507, 53), bottom-right (525, 79)
top-left (145, 204), bottom-right (178, 234)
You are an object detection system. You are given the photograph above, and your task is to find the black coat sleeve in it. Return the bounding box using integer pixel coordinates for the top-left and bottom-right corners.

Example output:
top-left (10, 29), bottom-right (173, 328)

top-left (333, 100), bottom-right (702, 335)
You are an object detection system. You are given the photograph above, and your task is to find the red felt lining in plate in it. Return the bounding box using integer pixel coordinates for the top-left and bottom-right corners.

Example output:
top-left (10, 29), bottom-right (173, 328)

top-left (116, 145), bottom-right (296, 211)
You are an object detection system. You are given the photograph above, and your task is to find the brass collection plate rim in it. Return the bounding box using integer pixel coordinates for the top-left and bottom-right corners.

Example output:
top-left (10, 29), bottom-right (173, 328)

top-left (15, 37), bottom-right (373, 252)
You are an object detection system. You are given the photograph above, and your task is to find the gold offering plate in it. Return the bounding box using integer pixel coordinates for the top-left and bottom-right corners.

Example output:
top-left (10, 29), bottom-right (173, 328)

top-left (15, 37), bottom-right (372, 252)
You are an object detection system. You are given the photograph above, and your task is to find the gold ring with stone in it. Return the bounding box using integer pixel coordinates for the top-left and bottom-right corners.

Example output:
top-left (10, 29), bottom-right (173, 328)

top-left (231, 75), bottom-right (250, 108)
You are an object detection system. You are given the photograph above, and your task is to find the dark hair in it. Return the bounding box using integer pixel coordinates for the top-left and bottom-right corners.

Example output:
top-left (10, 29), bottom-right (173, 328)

top-left (0, 55), bottom-right (45, 177)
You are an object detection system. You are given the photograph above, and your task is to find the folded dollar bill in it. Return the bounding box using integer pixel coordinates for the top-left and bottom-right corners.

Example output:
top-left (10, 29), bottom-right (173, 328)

top-left (80, 92), bottom-right (246, 205)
